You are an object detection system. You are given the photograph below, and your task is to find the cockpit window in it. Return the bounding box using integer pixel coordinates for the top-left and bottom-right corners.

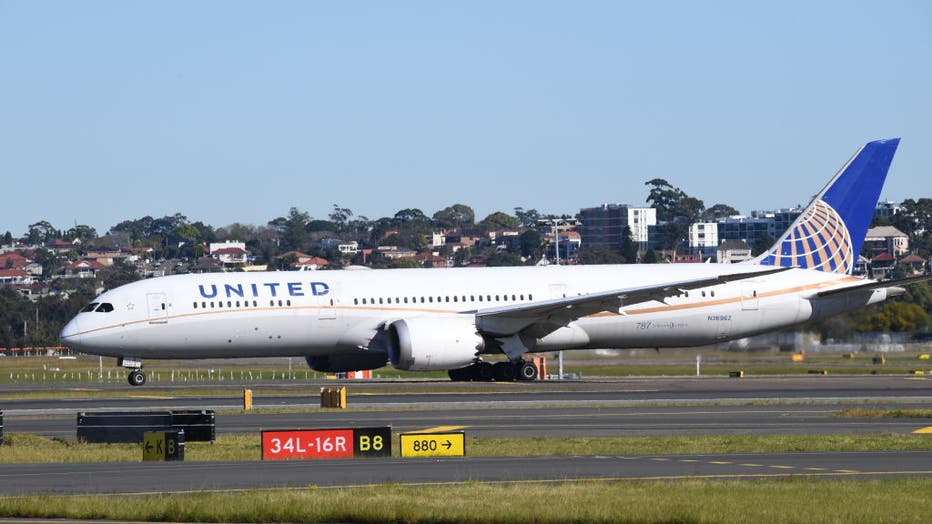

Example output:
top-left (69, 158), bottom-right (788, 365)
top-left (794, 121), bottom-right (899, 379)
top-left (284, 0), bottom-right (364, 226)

top-left (81, 303), bottom-right (100, 313)
top-left (96, 303), bottom-right (114, 313)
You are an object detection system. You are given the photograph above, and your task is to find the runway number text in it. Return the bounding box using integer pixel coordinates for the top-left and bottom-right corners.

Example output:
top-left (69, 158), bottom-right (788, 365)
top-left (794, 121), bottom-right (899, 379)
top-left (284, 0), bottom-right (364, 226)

top-left (261, 427), bottom-right (391, 460)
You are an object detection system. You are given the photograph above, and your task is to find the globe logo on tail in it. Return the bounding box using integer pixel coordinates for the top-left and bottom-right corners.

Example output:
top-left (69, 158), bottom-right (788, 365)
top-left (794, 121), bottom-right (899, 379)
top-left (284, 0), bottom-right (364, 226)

top-left (765, 200), bottom-right (853, 274)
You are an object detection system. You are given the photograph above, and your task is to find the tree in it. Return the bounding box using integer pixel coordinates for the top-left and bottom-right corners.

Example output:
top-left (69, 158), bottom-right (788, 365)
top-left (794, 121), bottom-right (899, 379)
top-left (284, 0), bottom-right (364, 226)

top-left (514, 207), bottom-right (541, 229)
top-left (486, 251), bottom-right (524, 266)
top-left (2, 231), bottom-right (12, 245)
top-left (853, 302), bottom-right (929, 332)
top-left (329, 205), bottom-right (353, 232)
top-left (751, 234), bottom-right (776, 257)
top-left (98, 259), bottom-right (141, 290)
top-left (432, 204), bottom-right (475, 230)
top-left (271, 207), bottom-right (310, 252)
top-left (64, 224), bottom-right (97, 242)
top-left (27, 220), bottom-right (58, 244)
top-left (479, 211), bottom-right (519, 231)
top-left (577, 246), bottom-right (627, 265)
top-left (517, 230), bottom-right (542, 259)
top-left (701, 203), bottom-right (740, 222)
top-left (619, 225), bottom-right (638, 263)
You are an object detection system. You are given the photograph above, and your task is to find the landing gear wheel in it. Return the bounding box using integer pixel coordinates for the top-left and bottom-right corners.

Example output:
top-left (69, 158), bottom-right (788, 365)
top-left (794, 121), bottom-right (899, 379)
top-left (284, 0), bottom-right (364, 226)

top-left (492, 361), bottom-right (517, 382)
top-left (518, 360), bottom-right (538, 381)
top-left (128, 369), bottom-right (147, 386)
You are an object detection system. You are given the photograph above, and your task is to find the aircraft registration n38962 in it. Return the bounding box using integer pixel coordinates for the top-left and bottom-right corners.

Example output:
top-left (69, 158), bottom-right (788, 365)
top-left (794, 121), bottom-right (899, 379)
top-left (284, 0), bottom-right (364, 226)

top-left (61, 138), bottom-right (929, 385)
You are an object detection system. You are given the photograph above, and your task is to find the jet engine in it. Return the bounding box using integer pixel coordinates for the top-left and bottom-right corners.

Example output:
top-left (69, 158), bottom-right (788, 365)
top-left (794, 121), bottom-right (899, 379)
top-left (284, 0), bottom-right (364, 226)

top-left (305, 352), bottom-right (388, 373)
top-left (387, 317), bottom-right (483, 371)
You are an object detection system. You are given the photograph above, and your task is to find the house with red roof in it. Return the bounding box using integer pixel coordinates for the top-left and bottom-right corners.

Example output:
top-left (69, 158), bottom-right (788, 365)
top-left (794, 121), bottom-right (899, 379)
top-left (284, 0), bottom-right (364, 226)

top-left (65, 259), bottom-right (105, 279)
top-left (0, 269), bottom-right (32, 286)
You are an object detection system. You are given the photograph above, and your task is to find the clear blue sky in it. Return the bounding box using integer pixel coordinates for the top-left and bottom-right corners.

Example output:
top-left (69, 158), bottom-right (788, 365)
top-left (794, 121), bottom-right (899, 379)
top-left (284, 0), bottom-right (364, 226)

top-left (1, 1), bottom-right (929, 237)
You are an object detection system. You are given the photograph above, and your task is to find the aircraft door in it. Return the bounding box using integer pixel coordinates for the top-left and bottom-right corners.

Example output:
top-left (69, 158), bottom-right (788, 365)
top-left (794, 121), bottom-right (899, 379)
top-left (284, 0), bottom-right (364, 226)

top-left (146, 293), bottom-right (168, 324)
top-left (317, 283), bottom-right (338, 323)
top-left (741, 284), bottom-right (760, 311)
top-left (549, 284), bottom-right (567, 299)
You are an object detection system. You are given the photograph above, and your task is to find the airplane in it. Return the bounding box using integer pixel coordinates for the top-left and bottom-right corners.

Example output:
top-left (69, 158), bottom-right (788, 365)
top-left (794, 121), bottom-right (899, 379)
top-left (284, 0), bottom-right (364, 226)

top-left (61, 138), bottom-right (927, 385)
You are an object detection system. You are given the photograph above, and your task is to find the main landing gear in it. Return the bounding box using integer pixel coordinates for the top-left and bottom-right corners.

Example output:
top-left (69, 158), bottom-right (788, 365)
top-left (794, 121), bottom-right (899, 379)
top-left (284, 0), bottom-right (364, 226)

top-left (448, 359), bottom-right (539, 382)
top-left (118, 357), bottom-right (146, 386)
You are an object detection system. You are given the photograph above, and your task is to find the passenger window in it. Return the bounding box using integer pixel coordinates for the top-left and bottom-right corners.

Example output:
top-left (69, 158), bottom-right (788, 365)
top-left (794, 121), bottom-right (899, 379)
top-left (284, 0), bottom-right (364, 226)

top-left (287, 300), bottom-right (291, 306)
top-left (227, 301), bottom-right (232, 308)
top-left (354, 298), bottom-right (359, 305)
top-left (453, 296), bottom-right (458, 302)
top-left (202, 302), bottom-right (207, 308)
top-left (528, 294), bottom-right (533, 300)
top-left (193, 302), bottom-right (198, 309)
top-left (81, 303), bottom-right (99, 313)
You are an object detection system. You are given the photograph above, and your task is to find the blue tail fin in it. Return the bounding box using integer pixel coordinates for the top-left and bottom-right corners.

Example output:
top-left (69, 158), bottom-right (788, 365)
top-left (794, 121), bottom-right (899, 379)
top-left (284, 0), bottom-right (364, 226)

top-left (755, 138), bottom-right (900, 274)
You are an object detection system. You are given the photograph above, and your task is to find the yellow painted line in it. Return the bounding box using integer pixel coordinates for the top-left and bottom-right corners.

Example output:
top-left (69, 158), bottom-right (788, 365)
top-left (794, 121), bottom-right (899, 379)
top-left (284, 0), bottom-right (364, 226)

top-left (650, 458), bottom-right (671, 462)
top-left (912, 426), bottom-right (932, 434)
top-left (770, 465), bottom-right (795, 470)
top-left (709, 461), bottom-right (732, 465)
top-left (835, 469), bottom-right (861, 473)
top-left (128, 395), bottom-right (174, 400)
top-left (413, 425), bottom-right (468, 433)
top-left (805, 467), bottom-right (827, 471)
top-left (679, 459), bottom-right (699, 463)
top-left (740, 464), bottom-right (763, 467)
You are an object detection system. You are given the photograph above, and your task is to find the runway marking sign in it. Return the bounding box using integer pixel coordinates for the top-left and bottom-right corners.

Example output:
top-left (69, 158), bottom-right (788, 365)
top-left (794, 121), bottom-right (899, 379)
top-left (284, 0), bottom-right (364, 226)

top-left (400, 432), bottom-right (465, 458)
top-left (261, 427), bottom-right (391, 460)
top-left (912, 426), bottom-right (932, 434)
top-left (142, 430), bottom-right (184, 461)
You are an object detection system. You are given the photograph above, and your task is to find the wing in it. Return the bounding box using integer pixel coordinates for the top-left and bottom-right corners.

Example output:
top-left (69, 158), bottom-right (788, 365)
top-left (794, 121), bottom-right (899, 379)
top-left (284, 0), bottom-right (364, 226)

top-left (816, 274), bottom-right (932, 298)
top-left (474, 266), bottom-right (790, 337)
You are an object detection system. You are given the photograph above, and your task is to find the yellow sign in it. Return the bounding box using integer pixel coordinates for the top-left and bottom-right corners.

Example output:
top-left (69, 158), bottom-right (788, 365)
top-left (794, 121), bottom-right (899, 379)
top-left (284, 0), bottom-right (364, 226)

top-left (142, 430), bottom-right (184, 461)
top-left (400, 432), bottom-right (465, 458)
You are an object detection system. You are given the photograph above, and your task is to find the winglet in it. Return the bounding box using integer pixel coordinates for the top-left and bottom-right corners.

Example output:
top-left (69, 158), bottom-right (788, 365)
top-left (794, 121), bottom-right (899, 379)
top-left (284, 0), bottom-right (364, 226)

top-left (755, 138), bottom-right (900, 275)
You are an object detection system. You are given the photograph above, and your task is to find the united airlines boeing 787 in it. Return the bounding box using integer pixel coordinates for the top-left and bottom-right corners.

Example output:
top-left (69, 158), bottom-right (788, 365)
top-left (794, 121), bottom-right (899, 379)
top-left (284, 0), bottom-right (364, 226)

top-left (61, 138), bottom-right (924, 385)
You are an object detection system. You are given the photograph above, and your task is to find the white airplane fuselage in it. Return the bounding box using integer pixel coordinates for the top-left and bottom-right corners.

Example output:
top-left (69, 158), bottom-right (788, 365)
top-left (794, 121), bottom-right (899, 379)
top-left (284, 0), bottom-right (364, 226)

top-left (60, 263), bottom-right (882, 361)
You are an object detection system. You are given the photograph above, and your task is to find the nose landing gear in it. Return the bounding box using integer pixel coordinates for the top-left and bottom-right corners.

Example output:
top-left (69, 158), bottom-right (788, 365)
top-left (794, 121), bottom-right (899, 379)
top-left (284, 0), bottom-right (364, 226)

top-left (118, 357), bottom-right (146, 387)
top-left (128, 369), bottom-right (147, 386)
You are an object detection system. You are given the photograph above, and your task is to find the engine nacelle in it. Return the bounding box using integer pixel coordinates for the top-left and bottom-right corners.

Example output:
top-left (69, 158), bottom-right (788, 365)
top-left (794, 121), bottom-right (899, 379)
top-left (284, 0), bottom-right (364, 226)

top-left (387, 317), bottom-right (483, 371)
top-left (305, 352), bottom-right (388, 373)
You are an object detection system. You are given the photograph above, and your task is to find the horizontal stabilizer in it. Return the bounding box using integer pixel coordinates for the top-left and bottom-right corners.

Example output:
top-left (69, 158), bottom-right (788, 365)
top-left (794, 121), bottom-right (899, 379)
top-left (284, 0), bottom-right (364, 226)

top-left (816, 274), bottom-right (932, 298)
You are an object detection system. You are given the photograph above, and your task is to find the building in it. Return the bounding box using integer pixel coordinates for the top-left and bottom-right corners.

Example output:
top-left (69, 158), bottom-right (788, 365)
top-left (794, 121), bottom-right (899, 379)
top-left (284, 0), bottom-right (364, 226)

top-left (578, 204), bottom-right (655, 253)
top-left (875, 200), bottom-right (901, 218)
top-left (209, 241), bottom-right (249, 270)
top-left (717, 207), bottom-right (802, 247)
top-left (864, 226), bottom-right (909, 257)
top-left (717, 240), bottom-right (753, 264)
top-left (689, 222), bottom-right (719, 251)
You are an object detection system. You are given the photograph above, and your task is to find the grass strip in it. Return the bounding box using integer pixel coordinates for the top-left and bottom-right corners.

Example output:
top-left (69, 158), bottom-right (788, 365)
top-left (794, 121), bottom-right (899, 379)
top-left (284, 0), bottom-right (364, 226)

top-left (2, 432), bottom-right (931, 463)
top-left (1, 478), bottom-right (931, 523)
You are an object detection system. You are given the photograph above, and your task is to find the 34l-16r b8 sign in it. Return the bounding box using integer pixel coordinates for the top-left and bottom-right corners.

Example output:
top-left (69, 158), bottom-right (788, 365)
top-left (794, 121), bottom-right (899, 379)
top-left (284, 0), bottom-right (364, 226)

top-left (261, 427), bottom-right (391, 460)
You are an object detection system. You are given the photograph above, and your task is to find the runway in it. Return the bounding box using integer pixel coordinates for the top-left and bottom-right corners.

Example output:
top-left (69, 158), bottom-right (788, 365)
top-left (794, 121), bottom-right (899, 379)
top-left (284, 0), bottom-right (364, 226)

top-left (2, 452), bottom-right (931, 496)
top-left (1, 376), bottom-right (931, 495)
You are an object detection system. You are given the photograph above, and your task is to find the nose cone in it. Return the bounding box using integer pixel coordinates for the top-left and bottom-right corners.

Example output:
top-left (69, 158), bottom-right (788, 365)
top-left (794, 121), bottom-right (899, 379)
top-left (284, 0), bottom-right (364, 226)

top-left (59, 317), bottom-right (83, 349)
